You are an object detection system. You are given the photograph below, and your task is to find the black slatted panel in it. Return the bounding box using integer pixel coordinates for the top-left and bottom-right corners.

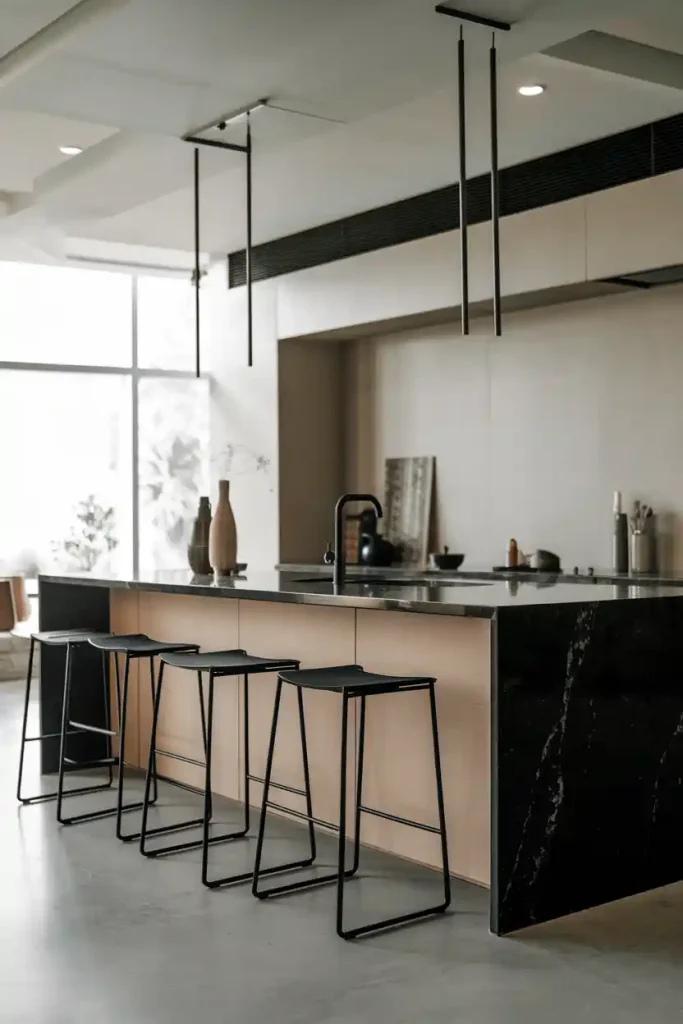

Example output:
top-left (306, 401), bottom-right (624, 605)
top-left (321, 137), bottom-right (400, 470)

top-left (229, 113), bottom-right (683, 288)
top-left (653, 113), bottom-right (683, 175)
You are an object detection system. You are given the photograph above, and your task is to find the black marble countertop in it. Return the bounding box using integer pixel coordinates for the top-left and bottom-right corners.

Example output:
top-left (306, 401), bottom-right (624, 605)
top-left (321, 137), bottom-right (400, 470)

top-left (38, 569), bottom-right (683, 620)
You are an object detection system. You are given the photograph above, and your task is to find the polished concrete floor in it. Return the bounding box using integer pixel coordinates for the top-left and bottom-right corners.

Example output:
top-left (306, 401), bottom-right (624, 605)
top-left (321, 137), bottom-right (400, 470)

top-left (2, 677), bottom-right (683, 1023)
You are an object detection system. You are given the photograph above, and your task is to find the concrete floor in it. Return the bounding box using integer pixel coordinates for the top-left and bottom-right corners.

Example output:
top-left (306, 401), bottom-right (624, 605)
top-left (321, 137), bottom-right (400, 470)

top-left (2, 679), bottom-right (683, 1024)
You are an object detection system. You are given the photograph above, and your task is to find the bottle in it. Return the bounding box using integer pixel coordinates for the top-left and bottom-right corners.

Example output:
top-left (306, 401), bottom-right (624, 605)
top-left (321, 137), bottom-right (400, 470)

top-left (188, 496), bottom-right (212, 576)
top-left (613, 491), bottom-right (628, 575)
top-left (507, 538), bottom-right (519, 568)
top-left (209, 479), bottom-right (238, 575)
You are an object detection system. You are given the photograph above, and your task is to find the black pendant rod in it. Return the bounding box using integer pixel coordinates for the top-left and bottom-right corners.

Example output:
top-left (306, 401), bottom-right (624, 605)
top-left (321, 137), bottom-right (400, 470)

top-left (246, 110), bottom-right (254, 367)
top-left (435, 4), bottom-right (511, 32)
top-left (457, 27), bottom-right (469, 336)
top-left (490, 33), bottom-right (502, 336)
top-left (193, 146), bottom-right (201, 378)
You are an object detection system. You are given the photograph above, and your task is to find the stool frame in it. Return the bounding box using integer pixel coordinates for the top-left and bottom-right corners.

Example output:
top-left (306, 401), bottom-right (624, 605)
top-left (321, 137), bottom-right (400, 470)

top-left (252, 675), bottom-right (451, 940)
top-left (17, 631), bottom-right (114, 807)
top-left (139, 649), bottom-right (315, 889)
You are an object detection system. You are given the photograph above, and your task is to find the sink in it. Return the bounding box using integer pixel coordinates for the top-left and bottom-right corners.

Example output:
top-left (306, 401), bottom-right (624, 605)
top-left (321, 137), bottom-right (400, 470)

top-left (294, 575), bottom-right (396, 584)
top-left (293, 576), bottom-right (492, 588)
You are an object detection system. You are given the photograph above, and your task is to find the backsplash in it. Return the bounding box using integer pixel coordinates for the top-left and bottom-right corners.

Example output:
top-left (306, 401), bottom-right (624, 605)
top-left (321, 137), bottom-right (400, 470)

top-left (344, 284), bottom-right (683, 572)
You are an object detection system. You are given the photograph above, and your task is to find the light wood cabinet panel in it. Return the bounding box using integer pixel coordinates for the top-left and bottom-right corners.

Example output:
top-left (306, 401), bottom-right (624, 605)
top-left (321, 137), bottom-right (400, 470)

top-left (238, 600), bottom-right (357, 826)
top-left (355, 610), bottom-right (491, 886)
top-left (586, 170), bottom-right (683, 279)
top-left (136, 592), bottom-right (240, 798)
top-left (470, 197), bottom-right (587, 303)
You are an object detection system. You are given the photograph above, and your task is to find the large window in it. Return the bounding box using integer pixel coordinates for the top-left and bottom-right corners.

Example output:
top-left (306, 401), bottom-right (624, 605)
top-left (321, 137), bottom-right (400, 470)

top-left (0, 262), bottom-right (208, 577)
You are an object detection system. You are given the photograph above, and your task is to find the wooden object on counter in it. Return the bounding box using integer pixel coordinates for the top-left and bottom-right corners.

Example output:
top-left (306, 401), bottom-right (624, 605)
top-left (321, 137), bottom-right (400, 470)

top-left (384, 456), bottom-right (434, 567)
top-left (209, 479), bottom-right (237, 575)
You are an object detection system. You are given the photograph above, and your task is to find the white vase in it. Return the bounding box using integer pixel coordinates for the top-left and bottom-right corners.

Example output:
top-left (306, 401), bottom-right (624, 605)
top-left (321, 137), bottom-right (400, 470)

top-left (209, 479), bottom-right (237, 574)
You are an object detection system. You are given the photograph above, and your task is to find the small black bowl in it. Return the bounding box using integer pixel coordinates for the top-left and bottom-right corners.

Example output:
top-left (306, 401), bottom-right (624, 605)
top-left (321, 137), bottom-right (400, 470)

top-left (428, 552), bottom-right (465, 571)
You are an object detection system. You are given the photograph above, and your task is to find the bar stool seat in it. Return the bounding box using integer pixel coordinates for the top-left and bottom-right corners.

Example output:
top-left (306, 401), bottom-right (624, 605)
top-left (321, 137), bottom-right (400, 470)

top-left (17, 629), bottom-right (115, 806)
top-left (139, 648), bottom-right (311, 892)
top-left (278, 664), bottom-right (430, 692)
top-left (161, 649), bottom-right (297, 673)
top-left (252, 664), bottom-right (451, 940)
top-left (55, 633), bottom-right (198, 832)
top-left (90, 634), bottom-right (199, 657)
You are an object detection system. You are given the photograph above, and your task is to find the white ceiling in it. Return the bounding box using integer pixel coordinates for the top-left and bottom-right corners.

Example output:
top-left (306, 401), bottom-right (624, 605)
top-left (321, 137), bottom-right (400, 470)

top-left (1, 0), bottom-right (683, 260)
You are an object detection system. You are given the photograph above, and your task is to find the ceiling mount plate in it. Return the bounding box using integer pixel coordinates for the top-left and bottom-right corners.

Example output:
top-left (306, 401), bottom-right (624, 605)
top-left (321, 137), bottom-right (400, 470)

top-left (434, 4), bottom-right (511, 31)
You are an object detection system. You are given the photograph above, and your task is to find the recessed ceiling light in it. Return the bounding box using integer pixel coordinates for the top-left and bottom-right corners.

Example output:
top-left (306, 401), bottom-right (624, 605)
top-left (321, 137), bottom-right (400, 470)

top-left (518, 84), bottom-right (546, 97)
top-left (59, 145), bottom-right (83, 155)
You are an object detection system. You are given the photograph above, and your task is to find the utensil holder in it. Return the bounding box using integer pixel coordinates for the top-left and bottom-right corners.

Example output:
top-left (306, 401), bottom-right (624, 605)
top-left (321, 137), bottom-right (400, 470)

top-left (630, 532), bottom-right (651, 574)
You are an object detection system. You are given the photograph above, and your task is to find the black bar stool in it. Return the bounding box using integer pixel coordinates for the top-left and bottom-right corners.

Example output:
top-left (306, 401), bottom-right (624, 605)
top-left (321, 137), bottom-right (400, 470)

top-left (140, 648), bottom-right (317, 889)
top-left (61, 634), bottom-right (199, 836)
top-left (252, 664), bottom-right (451, 940)
top-left (17, 629), bottom-right (116, 806)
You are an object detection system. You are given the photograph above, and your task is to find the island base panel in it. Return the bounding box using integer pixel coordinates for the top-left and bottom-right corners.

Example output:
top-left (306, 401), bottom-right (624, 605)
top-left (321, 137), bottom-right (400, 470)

top-left (109, 591), bottom-right (491, 887)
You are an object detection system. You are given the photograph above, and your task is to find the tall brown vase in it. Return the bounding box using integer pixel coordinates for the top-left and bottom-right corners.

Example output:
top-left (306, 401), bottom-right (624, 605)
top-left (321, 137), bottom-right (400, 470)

top-left (188, 496), bottom-right (212, 575)
top-left (209, 479), bottom-right (237, 575)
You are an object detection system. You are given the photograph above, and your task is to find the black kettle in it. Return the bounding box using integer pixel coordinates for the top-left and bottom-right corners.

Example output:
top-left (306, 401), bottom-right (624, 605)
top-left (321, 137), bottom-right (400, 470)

top-left (358, 508), bottom-right (394, 568)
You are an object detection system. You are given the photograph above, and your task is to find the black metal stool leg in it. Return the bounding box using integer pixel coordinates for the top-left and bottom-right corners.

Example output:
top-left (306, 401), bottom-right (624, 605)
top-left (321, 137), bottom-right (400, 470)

top-left (139, 660), bottom-right (164, 853)
top-left (335, 692), bottom-right (350, 938)
top-left (243, 674), bottom-right (250, 834)
top-left (201, 670), bottom-right (217, 885)
top-left (56, 644), bottom-right (74, 823)
top-left (197, 671), bottom-right (212, 821)
top-left (149, 656), bottom-right (159, 805)
top-left (16, 637), bottom-right (36, 804)
top-left (252, 679), bottom-right (282, 894)
top-left (348, 693), bottom-right (366, 879)
top-left (297, 687), bottom-right (317, 865)
top-left (116, 653), bottom-right (159, 842)
top-left (429, 682), bottom-right (451, 913)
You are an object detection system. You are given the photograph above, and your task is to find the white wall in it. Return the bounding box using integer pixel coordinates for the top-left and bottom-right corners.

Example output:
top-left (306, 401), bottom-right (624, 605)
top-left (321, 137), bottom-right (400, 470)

top-left (203, 267), bottom-right (280, 571)
top-left (346, 285), bottom-right (683, 572)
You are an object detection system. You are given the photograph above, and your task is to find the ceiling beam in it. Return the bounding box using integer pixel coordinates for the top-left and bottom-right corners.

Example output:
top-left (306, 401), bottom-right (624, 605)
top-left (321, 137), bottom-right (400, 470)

top-left (0, 0), bottom-right (132, 89)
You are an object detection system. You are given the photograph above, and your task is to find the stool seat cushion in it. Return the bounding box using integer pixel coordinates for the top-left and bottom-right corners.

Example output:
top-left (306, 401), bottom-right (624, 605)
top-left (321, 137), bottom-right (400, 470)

top-left (160, 648), bottom-right (299, 674)
top-left (278, 664), bottom-right (434, 692)
top-left (88, 633), bottom-right (199, 656)
top-left (32, 629), bottom-right (112, 647)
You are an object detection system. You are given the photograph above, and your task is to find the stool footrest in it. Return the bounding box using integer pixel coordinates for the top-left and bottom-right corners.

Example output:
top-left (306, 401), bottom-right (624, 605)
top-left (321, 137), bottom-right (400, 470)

top-left (358, 804), bottom-right (442, 835)
top-left (63, 757), bottom-right (118, 770)
top-left (265, 798), bottom-right (337, 833)
top-left (248, 774), bottom-right (307, 799)
top-left (68, 720), bottom-right (117, 738)
top-left (155, 748), bottom-right (205, 769)
top-left (24, 730), bottom-right (82, 743)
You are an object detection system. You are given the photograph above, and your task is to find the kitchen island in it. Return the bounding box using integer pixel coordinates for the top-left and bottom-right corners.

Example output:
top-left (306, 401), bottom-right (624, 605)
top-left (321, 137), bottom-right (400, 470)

top-left (37, 568), bottom-right (683, 934)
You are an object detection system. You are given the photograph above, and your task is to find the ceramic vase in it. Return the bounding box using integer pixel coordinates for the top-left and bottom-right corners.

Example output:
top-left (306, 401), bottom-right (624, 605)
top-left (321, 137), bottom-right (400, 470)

top-left (209, 479), bottom-right (237, 574)
top-left (187, 496), bottom-right (212, 576)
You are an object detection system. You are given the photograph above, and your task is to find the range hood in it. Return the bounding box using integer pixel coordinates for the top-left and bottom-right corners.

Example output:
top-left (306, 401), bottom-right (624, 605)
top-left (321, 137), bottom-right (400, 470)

top-left (603, 264), bottom-right (683, 289)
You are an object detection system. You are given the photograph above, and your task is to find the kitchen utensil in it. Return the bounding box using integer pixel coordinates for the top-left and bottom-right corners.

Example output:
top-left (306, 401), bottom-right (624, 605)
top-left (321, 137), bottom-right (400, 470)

top-left (427, 546), bottom-right (465, 571)
top-left (631, 532), bottom-right (651, 573)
